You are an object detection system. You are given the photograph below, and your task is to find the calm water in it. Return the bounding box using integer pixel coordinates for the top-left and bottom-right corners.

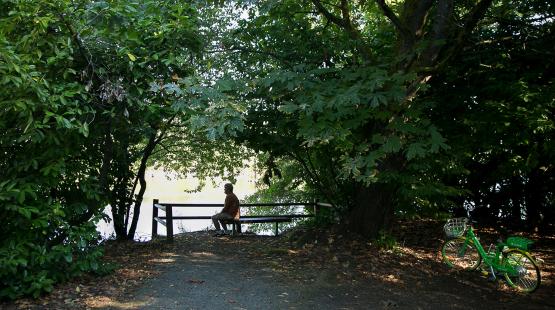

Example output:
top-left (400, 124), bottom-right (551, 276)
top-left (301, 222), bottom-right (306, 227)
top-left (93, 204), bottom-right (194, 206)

top-left (96, 168), bottom-right (257, 240)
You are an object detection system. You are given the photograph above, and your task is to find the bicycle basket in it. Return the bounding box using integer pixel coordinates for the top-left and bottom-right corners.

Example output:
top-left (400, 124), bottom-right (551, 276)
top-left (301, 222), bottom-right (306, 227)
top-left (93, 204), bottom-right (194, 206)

top-left (506, 236), bottom-right (534, 251)
top-left (444, 218), bottom-right (468, 238)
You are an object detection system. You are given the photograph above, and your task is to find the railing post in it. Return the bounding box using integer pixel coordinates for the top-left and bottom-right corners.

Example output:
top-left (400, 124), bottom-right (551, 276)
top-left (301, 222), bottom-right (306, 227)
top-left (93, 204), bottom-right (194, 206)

top-left (313, 200), bottom-right (320, 215)
top-left (152, 199), bottom-right (158, 238)
top-left (166, 205), bottom-right (174, 242)
top-left (275, 222), bottom-right (278, 236)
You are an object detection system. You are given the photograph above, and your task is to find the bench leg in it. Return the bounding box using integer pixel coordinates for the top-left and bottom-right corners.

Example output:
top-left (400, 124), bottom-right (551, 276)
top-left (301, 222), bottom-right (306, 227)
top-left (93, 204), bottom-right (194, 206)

top-left (275, 222), bottom-right (278, 236)
top-left (231, 222), bottom-right (241, 236)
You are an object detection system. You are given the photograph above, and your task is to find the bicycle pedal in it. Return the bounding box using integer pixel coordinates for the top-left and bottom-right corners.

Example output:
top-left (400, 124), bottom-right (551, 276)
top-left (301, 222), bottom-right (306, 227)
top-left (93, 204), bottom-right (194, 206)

top-left (487, 275), bottom-right (497, 282)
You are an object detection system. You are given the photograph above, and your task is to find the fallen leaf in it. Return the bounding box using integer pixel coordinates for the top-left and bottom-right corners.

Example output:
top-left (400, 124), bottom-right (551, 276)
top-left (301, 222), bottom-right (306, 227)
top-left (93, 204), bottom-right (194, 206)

top-left (188, 279), bottom-right (205, 284)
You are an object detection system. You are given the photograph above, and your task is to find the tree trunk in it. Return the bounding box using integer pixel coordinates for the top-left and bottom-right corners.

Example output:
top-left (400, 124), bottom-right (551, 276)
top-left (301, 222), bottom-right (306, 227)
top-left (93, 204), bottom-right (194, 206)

top-left (347, 183), bottom-right (397, 238)
top-left (525, 169), bottom-right (543, 231)
top-left (112, 201), bottom-right (127, 239)
top-left (509, 176), bottom-right (523, 228)
top-left (126, 131), bottom-right (159, 240)
top-left (110, 134), bottom-right (133, 240)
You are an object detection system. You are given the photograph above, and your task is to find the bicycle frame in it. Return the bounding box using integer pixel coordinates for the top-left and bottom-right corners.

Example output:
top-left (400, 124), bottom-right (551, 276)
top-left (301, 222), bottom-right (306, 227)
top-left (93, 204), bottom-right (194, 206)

top-left (461, 226), bottom-right (520, 277)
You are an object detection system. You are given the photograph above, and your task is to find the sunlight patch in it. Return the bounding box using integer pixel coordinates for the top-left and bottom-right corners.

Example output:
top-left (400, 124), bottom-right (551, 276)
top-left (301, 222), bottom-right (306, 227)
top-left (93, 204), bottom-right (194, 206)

top-left (382, 274), bottom-right (404, 285)
top-left (85, 296), bottom-right (150, 309)
top-left (148, 258), bottom-right (176, 263)
top-left (191, 251), bottom-right (216, 257)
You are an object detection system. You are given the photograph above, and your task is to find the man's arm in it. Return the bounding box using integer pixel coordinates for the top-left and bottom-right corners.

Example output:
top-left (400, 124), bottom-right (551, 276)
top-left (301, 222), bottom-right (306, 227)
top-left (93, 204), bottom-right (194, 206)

top-left (222, 195), bottom-right (231, 214)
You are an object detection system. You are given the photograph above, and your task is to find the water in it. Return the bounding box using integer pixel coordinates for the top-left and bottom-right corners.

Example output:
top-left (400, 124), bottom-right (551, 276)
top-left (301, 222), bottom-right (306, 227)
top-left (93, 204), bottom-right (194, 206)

top-left (97, 168), bottom-right (257, 240)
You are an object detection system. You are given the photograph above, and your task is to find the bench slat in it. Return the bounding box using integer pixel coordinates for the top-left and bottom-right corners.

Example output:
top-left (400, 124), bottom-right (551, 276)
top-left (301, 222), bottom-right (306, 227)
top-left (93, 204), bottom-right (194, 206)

top-left (153, 216), bottom-right (166, 226)
top-left (157, 215), bottom-right (313, 220)
top-left (154, 204), bottom-right (166, 212)
top-left (169, 216), bottom-right (212, 220)
top-left (236, 217), bottom-right (292, 223)
top-left (155, 202), bottom-right (312, 207)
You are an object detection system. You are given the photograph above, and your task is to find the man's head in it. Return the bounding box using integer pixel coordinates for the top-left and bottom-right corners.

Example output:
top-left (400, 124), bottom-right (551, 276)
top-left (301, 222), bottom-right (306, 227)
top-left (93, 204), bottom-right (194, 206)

top-left (224, 183), bottom-right (234, 194)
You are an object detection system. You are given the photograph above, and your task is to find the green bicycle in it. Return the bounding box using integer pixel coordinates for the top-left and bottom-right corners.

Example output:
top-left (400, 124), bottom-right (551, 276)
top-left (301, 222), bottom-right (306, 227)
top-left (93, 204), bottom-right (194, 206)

top-left (441, 217), bottom-right (541, 293)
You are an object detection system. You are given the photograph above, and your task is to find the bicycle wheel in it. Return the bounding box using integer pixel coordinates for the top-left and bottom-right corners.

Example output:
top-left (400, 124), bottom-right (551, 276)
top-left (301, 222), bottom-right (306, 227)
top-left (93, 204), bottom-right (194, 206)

top-left (502, 249), bottom-right (541, 293)
top-left (442, 238), bottom-right (481, 270)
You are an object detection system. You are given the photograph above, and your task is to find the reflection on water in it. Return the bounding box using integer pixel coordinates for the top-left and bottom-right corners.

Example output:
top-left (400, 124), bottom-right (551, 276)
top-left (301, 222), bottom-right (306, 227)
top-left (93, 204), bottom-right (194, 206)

top-left (97, 168), bottom-right (257, 241)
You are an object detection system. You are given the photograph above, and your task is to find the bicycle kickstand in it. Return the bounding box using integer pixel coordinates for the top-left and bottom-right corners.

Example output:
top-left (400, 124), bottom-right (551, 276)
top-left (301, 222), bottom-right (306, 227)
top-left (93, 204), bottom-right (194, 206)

top-left (488, 266), bottom-right (497, 282)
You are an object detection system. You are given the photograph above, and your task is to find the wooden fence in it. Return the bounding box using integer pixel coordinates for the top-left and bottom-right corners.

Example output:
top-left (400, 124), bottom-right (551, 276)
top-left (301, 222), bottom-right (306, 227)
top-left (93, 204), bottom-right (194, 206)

top-left (152, 200), bottom-right (333, 241)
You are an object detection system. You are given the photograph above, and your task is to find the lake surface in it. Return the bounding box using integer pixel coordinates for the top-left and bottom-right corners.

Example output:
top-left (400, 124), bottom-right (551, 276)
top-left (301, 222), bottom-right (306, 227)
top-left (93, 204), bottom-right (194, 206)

top-left (96, 168), bottom-right (258, 240)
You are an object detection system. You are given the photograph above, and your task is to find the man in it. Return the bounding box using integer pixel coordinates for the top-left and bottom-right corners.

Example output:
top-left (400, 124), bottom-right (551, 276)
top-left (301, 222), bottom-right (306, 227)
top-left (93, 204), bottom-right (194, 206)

top-left (212, 183), bottom-right (240, 236)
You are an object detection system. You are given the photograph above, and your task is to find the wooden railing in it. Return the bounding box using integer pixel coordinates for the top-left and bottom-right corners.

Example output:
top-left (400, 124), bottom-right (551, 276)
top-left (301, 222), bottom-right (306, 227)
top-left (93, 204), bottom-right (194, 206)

top-left (152, 199), bottom-right (332, 241)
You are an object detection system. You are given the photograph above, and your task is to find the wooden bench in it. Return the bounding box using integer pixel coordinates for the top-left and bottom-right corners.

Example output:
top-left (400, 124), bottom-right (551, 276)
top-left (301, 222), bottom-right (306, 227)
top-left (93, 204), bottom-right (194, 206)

top-left (224, 215), bottom-right (298, 236)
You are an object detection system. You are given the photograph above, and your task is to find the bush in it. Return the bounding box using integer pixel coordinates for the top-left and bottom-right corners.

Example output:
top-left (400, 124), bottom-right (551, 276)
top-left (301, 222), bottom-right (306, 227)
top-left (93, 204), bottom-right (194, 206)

top-left (0, 215), bottom-right (111, 300)
top-left (374, 230), bottom-right (398, 250)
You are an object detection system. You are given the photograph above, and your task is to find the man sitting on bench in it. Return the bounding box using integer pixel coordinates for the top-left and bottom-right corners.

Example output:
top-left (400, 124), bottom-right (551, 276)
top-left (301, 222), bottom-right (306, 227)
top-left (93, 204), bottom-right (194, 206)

top-left (212, 183), bottom-right (240, 236)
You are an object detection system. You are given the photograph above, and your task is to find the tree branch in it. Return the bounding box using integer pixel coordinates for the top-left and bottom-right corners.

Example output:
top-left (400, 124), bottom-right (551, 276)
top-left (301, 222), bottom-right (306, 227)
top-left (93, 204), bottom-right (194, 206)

top-left (375, 0), bottom-right (410, 38)
top-left (312, 0), bottom-right (373, 61)
top-left (418, 0), bottom-right (454, 68)
top-left (311, 0), bottom-right (347, 28)
top-left (436, 0), bottom-right (494, 70)
top-left (207, 46), bottom-right (293, 68)
top-left (403, 0), bottom-right (494, 103)
top-left (340, 0), bottom-right (351, 25)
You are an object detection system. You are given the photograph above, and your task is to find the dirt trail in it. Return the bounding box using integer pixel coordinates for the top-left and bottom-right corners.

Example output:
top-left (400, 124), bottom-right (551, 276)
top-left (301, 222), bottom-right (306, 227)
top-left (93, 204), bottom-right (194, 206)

top-left (122, 231), bottom-right (554, 310)
top-left (3, 226), bottom-right (554, 310)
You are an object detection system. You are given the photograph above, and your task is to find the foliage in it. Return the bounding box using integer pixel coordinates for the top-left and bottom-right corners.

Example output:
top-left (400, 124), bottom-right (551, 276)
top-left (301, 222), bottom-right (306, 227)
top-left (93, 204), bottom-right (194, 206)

top-left (0, 0), bottom-right (108, 299)
top-left (210, 0), bottom-right (553, 236)
top-left (0, 0), bottom-right (245, 299)
top-left (148, 76), bottom-right (253, 188)
top-left (374, 230), bottom-right (398, 251)
top-left (426, 0), bottom-right (555, 228)
top-left (208, 0), bottom-right (476, 236)
top-left (242, 156), bottom-right (324, 232)
top-left (75, 0), bottom-right (205, 239)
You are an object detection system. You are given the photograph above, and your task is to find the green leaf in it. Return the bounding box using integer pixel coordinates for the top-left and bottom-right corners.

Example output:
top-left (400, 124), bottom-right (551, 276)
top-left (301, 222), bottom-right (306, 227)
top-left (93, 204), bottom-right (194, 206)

top-left (429, 126), bottom-right (450, 152)
top-left (17, 207), bottom-right (31, 219)
top-left (81, 122), bottom-right (89, 137)
top-left (279, 103), bottom-right (298, 113)
top-left (17, 191), bottom-right (25, 204)
top-left (382, 136), bottom-right (401, 153)
top-left (406, 143), bottom-right (426, 160)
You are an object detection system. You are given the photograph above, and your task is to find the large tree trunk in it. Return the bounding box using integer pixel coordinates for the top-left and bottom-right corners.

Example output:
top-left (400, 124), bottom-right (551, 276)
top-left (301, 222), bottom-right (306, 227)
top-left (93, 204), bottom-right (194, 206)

top-left (348, 183), bottom-right (397, 238)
